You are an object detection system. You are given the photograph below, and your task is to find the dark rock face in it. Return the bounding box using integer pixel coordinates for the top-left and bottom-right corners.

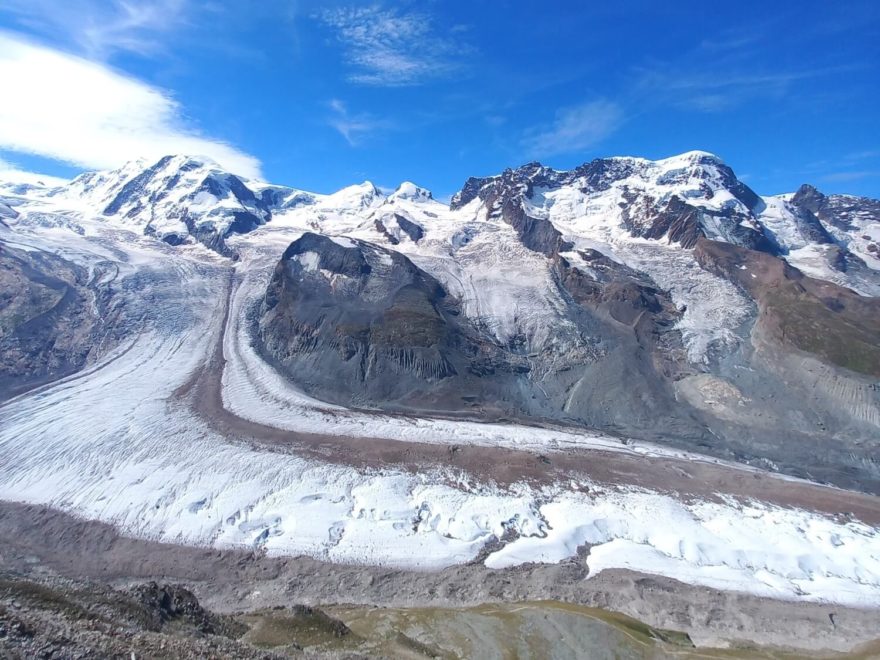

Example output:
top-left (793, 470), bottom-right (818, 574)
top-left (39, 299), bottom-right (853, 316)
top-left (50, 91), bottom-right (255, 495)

top-left (790, 204), bottom-right (835, 245)
top-left (0, 201), bottom-right (18, 220)
top-left (498, 200), bottom-right (571, 257)
top-left (779, 184), bottom-right (878, 285)
top-left (449, 176), bottom-right (489, 210)
top-left (0, 242), bottom-right (100, 399)
top-left (558, 249), bottom-right (680, 329)
top-left (259, 233), bottom-right (473, 406)
top-left (790, 184), bottom-right (840, 227)
top-left (394, 213), bottom-right (424, 242)
top-left (0, 575), bottom-right (270, 658)
top-left (791, 184), bottom-right (880, 233)
top-left (622, 193), bottom-right (775, 252)
top-left (374, 218), bottom-right (400, 244)
top-left (621, 194), bottom-right (706, 249)
top-left (131, 582), bottom-right (245, 636)
top-left (554, 250), bottom-right (688, 384)
top-left (372, 213), bottom-right (425, 246)
top-left (452, 165), bottom-right (572, 257)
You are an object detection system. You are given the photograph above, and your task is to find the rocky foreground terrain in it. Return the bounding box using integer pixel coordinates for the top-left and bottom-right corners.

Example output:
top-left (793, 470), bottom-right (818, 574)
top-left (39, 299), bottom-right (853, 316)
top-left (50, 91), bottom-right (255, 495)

top-left (0, 572), bottom-right (706, 659)
top-left (2, 503), bottom-right (879, 659)
top-left (1, 151), bottom-right (879, 656)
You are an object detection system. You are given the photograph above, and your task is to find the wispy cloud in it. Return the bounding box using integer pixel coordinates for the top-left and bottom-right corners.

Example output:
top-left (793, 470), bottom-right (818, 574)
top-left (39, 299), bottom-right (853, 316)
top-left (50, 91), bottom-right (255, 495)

top-left (522, 100), bottom-right (623, 157)
top-left (0, 32), bottom-right (261, 178)
top-left (326, 99), bottom-right (390, 146)
top-left (844, 149), bottom-right (880, 162)
top-left (317, 5), bottom-right (470, 86)
top-left (632, 23), bottom-right (861, 114)
top-left (634, 64), bottom-right (858, 113)
top-left (820, 170), bottom-right (880, 183)
top-left (0, 0), bottom-right (188, 60)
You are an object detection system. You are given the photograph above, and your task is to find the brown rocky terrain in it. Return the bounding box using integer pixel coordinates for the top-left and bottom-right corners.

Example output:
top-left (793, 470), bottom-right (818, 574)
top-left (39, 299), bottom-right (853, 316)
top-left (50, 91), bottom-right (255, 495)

top-left (694, 237), bottom-right (880, 377)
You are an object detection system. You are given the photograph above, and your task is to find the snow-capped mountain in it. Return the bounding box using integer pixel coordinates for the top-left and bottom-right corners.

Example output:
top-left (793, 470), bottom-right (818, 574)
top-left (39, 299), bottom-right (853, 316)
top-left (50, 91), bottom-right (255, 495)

top-left (17, 148), bottom-right (873, 295)
top-left (40, 155), bottom-right (311, 255)
top-left (2, 150), bottom-right (879, 491)
top-left (4, 150), bottom-right (880, 621)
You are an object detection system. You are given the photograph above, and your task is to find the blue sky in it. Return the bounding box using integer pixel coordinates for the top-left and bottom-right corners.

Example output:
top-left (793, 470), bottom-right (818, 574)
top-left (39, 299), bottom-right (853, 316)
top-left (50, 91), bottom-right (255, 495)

top-left (1, 0), bottom-right (878, 199)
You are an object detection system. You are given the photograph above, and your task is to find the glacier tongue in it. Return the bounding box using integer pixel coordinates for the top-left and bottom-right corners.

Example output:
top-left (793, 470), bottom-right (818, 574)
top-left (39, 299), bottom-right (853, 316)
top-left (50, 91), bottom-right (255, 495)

top-left (2, 150), bottom-right (880, 609)
top-left (0, 216), bottom-right (878, 606)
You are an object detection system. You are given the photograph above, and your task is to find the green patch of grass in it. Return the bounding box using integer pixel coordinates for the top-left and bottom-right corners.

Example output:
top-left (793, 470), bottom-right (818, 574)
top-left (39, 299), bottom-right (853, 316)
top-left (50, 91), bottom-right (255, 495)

top-left (240, 606), bottom-right (356, 650)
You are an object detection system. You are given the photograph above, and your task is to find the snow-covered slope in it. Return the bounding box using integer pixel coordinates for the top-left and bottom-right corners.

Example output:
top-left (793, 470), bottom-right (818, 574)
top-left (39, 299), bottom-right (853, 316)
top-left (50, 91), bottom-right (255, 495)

top-left (3, 153), bottom-right (880, 433)
top-left (758, 185), bottom-right (880, 294)
top-left (11, 150), bottom-right (875, 295)
top-left (10, 155), bottom-right (310, 254)
top-left (2, 151), bottom-right (880, 614)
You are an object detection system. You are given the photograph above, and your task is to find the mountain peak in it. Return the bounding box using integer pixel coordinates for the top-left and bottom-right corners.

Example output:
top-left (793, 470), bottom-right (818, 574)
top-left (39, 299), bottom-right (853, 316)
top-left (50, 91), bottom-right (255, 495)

top-left (653, 150), bottom-right (726, 171)
top-left (390, 181), bottom-right (433, 202)
top-left (794, 182), bottom-right (822, 196)
top-left (324, 181), bottom-right (385, 210)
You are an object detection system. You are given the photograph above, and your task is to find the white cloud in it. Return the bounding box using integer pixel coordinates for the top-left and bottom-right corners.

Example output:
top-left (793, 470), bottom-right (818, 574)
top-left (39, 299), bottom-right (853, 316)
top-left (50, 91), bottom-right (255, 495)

top-left (326, 99), bottom-right (390, 146)
top-left (820, 170), bottom-right (880, 183)
top-left (522, 100), bottom-right (623, 157)
top-left (0, 32), bottom-right (261, 178)
top-left (317, 5), bottom-right (468, 86)
top-left (0, 154), bottom-right (70, 187)
top-left (632, 28), bottom-right (860, 115)
top-left (0, 0), bottom-right (188, 60)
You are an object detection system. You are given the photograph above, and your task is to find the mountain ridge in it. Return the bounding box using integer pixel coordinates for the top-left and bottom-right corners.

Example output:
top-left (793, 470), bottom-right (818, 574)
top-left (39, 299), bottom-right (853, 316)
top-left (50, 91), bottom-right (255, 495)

top-left (9, 150), bottom-right (877, 279)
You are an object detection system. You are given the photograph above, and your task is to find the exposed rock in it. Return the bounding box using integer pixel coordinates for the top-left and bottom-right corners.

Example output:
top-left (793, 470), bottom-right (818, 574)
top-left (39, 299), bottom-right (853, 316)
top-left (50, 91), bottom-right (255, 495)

top-left (789, 203), bottom-right (835, 244)
top-left (394, 213), bottom-right (424, 242)
top-left (694, 237), bottom-right (880, 377)
top-left (0, 242), bottom-right (101, 399)
top-left (453, 154), bottom-right (772, 254)
top-left (258, 233), bottom-right (697, 435)
top-left (259, 233), bottom-right (487, 407)
top-left (0, 574), bottom-right (277, 659)
top-left (130, 582), bottom-right (247, 637)
top-left (0, 201), bottom-right (18, 220)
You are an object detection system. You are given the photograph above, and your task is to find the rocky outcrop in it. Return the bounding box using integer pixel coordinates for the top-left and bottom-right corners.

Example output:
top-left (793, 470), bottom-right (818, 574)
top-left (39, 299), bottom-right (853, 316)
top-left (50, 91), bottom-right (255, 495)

top-left (452, 164), bottom-right (572, 257)
top-left (258, 233), bottom-right (696, 433)
top-left (0, 201), bottom-right (17, 221)
top-left (394, 213), bottom-right (424, 242)
top-left (0, 242), bottom-right (101, 399)
top-left (789, 184), bottom-right (880, 232)
top-left (556, 249), bottom-right (683, 355)
top-left (373, 213), bottom-right (424, 245)
top-left (0, 575), bottom-right (275, 658)
top-left (259, 233), bottom-right (493, 408)
top-left (788, 203), bottom-right (835, 245)
top-left (789, 184), bottom-right (880, 264)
